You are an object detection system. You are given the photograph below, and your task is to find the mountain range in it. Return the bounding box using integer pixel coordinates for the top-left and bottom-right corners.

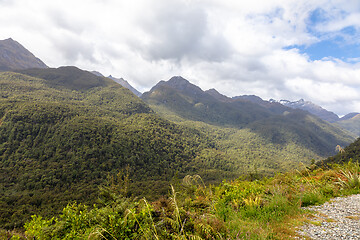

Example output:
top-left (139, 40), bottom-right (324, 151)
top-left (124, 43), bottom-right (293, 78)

top-left (1, 36), bottom-right (358, 133)
top-left (142, 76), bottom-right (354, 159)
top-left (271, 99), bottom-right (340, 122)
top-left (270, 99), bottom-right (360, 136)
top-left (0, 38), bottom-right (359, 229)
top-left (107, 75), bottom-right (142, 97)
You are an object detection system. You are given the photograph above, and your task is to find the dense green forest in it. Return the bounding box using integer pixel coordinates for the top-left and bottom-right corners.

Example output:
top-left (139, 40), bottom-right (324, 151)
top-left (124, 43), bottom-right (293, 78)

top-left (318, 137), bottom-right (360, 166)
top-left (5, 157), bottom-right (360, 239)
top-left (0, 68), bottom-right (356, 231)
top-left (0, 69), bottom-right (234, 229)
top-left (7, 135), bottom-right (360, 239)
top-left (142, 77), bottom-right (355, 171)
top-left (142, 76), bottom-right (354, 159)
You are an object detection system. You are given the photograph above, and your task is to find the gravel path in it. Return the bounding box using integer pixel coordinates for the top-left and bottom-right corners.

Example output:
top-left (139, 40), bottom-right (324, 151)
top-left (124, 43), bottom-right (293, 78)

top-left (297, 194), bottom-right (360, 239)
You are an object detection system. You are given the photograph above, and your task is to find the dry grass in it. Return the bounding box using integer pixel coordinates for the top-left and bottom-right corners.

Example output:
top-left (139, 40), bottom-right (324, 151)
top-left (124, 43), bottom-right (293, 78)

top-left (345, 215), bottom-right (360, 220)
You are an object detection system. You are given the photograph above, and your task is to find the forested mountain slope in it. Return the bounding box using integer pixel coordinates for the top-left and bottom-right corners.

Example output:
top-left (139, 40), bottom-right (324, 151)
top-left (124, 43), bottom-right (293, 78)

top-left (0, 69), bottom-right (356, 229)
top-left (0, 69), bottom-right (233, 229)
top-left (142, 76), bottom-right (274, 127)
top-left (272, 98), bottom-right (360, 136)
top-left (336, 113), bottom-right (360, 137)
top-left (142, 76), bottom-right (355, 162)
top-left (318, 137), bottom-right (360, 166)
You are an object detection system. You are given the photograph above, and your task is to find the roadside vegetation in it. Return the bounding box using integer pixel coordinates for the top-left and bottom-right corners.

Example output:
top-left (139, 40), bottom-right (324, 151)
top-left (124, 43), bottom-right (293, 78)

top-left (1, 69), bottom-right (359, 239)
top-left (2, 159), bottom-right (359, 240)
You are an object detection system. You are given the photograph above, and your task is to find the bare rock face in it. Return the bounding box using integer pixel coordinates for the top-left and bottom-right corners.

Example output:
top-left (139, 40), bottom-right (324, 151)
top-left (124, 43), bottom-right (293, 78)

top-left (0, 38), bottom-right (48, 70)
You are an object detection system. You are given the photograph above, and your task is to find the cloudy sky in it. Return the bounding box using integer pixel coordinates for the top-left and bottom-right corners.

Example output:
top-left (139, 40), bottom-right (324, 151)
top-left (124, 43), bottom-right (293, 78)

top-left (1, 0), bottom-right (360, 115)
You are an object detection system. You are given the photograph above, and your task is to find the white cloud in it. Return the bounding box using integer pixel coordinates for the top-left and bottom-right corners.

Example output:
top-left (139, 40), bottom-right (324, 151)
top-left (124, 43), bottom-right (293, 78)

top-left (1, 0), bottom-right (360, 115)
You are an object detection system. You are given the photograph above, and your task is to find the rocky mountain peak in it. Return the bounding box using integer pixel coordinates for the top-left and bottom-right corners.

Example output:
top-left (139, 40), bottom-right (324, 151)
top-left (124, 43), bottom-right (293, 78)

top-left (159, 76), bottom-right (204, 95)
top-left (0, 38), bottom-right (48, 70)
top-left (276, 98), bottom-right (339, 122)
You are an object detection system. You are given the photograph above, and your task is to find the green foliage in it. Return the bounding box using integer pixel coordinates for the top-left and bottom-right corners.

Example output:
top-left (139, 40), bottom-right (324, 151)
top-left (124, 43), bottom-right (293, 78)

top-left (2, 68), bottom-right (360, 238)
top-left (144, 86), bottom-right (356, 177)
top-left (22, 161), bottom-right (360, 239)
top-left (24, 215), bottom-right (54, 240)
top-left (24, 188), bottom-right (224, 239)
top-left (300, 191), bottom-right (324, 207)
top-left (0, 71), bottom-right (235, 229)
top-left (0, 229), bottom-right (26, 240)
top-left (320, 138), bottom-right (360, 166)
top-left (335, 161), bottom-right (360, 190)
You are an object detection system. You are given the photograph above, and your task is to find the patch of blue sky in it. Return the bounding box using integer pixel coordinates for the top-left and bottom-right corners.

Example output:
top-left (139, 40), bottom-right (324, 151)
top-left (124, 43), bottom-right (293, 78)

top-left (307, 7), bottom-right (348, 33)
top-left (308, 8), bottom-right (329, 26)
top-left (284, 8), bottom-right (360, 63)
top-left (287, 39), bottom-right (360, 62)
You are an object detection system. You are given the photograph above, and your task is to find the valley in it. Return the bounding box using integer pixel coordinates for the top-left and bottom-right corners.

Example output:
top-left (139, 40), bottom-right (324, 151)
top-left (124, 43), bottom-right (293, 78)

top-left (0, 38), bottom-right (359, 239)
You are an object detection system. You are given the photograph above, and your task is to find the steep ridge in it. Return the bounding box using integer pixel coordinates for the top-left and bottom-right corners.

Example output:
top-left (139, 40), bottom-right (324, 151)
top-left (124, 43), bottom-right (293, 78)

top-left (0, 38), bottom-right (47, 70)
top-left (234, 95), bottom-right (291, 115)
top-left (142, 76), bottom-right (273, 127)
top-left (107, 75), bottom-right (142, 97)
top-left (340, 112), bottom-right (360, 121)
top-left (205, 88), bottom-right (230, 102)
top-left (91, 71), bottom-right (142, 96)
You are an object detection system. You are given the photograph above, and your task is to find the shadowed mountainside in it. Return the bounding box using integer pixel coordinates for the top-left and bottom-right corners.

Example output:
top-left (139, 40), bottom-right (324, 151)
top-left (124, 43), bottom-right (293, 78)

top-left (336, 113), bottom-right (360, 137)
top-left (0, 38), bottom-right (47, 71)
top-left (142, 76), bottom-right (355, 158)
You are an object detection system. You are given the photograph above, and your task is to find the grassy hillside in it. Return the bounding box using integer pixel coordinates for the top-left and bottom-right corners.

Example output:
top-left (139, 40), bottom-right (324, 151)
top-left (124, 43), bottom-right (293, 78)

top-left (0, 70), bottom-right (235, 229)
